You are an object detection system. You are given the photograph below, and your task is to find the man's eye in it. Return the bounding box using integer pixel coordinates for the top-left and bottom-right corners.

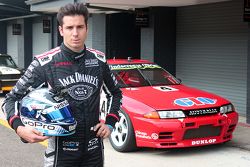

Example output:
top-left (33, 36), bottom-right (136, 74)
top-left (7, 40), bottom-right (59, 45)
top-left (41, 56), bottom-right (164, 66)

top-left (78, 26), bottom-right (85, 29)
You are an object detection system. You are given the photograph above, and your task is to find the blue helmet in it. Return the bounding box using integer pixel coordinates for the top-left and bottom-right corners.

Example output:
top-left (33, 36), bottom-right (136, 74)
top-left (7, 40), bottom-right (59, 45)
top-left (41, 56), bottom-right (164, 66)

top-left (19, 88), bottom-right (77, 136)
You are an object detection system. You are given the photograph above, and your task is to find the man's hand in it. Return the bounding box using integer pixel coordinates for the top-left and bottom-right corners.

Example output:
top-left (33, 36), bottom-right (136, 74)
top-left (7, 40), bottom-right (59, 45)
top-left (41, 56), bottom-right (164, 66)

top-left (94, 122), bottom-right (112, 138)
top-left (16, 126), bottom-right (49, 143)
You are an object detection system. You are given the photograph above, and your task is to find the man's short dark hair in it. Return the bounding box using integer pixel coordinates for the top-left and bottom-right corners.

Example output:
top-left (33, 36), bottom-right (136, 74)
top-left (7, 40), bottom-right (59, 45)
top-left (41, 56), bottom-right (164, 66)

top-left (57, 3), bottom-right (89, 26)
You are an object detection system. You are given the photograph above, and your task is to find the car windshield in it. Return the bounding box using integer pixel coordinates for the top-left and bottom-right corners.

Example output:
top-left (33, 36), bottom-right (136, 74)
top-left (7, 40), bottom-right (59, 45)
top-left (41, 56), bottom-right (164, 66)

top-left (110, 63), bottom-right (180, 88)
top-left (0, 56), bottom-right (17, 68)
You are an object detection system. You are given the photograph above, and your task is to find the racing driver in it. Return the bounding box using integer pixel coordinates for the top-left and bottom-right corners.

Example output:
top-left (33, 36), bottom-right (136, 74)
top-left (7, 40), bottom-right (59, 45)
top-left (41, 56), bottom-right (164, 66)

top-left (2, 2), bottom-right (122, 167)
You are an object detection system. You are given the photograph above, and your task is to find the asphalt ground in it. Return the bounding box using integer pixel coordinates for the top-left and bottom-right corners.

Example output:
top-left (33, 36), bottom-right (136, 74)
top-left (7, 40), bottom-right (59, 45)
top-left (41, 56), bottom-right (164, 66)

top-left (0, 122), bottom-right (45, 167)
top-left (229, 117), bottom-right (250, 151)
top-left (1, 115), bottom-right (250, 167)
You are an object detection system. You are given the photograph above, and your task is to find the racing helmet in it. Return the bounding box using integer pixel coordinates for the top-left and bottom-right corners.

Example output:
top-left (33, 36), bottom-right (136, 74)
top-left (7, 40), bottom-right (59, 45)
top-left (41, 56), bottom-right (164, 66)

top-left (19, 88), bottom-right (77, 136)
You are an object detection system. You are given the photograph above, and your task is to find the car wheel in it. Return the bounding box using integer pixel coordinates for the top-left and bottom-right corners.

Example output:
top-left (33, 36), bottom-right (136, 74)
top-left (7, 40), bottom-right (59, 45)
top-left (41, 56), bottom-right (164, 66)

top-left (109, 109), bottom-right (137, 152)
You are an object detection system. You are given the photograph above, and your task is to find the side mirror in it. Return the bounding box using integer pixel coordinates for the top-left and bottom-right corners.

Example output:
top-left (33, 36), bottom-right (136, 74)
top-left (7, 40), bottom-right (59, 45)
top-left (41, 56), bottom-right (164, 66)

top-left (177, 78), bottom-right (182, 83)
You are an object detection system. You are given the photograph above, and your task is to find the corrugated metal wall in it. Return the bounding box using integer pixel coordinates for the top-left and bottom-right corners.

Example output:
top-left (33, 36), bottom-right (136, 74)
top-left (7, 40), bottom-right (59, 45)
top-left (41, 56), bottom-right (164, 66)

top-left (176, 0), bottom-right (248, 115)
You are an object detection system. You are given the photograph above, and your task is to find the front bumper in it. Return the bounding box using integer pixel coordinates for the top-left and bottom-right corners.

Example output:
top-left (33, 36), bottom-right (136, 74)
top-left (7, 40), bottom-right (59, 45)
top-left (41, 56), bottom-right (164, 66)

top-left (132, 112), bottom-right (238, 148)
top-left (0, 78), bottom-right (19, 93)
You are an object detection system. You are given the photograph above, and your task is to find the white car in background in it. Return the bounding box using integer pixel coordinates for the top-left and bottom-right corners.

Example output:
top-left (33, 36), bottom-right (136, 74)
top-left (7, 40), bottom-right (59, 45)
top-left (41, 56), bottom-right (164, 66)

top-left (0, 54), bottom-right (24, 93)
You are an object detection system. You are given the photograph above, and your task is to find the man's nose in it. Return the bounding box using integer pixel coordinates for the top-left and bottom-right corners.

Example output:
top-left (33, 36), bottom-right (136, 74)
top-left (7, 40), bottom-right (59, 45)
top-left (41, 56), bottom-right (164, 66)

top-left (72, 28), bottom-right (78, 36)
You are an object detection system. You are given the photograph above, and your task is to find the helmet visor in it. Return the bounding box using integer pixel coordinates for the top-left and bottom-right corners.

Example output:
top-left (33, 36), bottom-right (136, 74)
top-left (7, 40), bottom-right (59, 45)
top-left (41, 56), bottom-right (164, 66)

top-left (47, 106), bottom-right (74, 123)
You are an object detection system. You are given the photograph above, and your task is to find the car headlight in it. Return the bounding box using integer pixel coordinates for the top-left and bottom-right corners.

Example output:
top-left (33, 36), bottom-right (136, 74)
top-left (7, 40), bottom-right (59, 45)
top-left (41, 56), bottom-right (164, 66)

top-left (144, 110), bottom-right (186, 119)
top-left (158, 110), bottom-right (186, 118)
top-left (220, 104), bottom-right (234, 114)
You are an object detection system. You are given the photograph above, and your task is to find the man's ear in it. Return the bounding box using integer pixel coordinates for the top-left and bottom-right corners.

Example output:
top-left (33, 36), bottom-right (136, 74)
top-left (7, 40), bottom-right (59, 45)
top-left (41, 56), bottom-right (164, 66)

top-left (58, 26), bottom-right (63, 36)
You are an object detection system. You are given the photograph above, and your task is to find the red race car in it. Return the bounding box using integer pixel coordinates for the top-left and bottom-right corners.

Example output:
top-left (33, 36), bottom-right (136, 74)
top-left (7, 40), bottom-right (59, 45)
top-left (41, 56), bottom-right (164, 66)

top-left (100, 59), bottom-right (238, 152)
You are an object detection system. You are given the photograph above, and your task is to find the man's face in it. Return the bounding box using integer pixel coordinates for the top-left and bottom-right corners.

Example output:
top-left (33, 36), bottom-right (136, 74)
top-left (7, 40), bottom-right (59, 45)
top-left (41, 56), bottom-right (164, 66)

top-left (59, 15), bottom-right (87, 52)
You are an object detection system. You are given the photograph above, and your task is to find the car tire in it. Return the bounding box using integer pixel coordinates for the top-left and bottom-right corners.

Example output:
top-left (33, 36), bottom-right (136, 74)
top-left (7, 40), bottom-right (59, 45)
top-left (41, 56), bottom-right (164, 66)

top-left (109, 109), bottom-right (137, 152)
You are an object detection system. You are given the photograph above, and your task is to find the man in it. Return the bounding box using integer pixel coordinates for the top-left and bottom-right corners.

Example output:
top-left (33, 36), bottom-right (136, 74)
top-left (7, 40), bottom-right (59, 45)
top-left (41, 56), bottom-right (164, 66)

top-left (2, 3), bottom-right (122, 167)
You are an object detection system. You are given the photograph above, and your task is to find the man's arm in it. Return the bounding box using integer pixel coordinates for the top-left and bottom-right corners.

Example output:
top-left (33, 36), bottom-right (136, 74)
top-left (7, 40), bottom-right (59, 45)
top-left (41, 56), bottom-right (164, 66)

top-left (93, 62), bottom-right (122, 139)
top-left (2, 59), bottom-right (48, 142)
top-left (102, 62), bottom-right (122, 128)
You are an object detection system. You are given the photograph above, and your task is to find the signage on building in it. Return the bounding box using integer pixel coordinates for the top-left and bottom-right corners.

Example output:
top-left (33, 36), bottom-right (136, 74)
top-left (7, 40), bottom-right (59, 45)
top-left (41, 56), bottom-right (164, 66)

top-left (135, 8), bottom-right (149, 27)
top-left (12, 24), bottom-right (21, 35)
top-left (244, 0), bottom-right (250, 21)
top-left (43, 19), bottom-right (51, 33)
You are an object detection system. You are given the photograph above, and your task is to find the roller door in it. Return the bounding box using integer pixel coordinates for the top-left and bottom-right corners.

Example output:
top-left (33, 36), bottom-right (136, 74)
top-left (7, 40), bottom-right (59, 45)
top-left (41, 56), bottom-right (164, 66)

top-left (176, 0), bottom-right (248, 115)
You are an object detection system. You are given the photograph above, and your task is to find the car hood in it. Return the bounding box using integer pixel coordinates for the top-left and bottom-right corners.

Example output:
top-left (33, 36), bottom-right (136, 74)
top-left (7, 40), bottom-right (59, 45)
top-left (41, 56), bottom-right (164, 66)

top-left (122, 85), bottom-right (230, 110)
top-left (0, 66), bottom-right (21, 74)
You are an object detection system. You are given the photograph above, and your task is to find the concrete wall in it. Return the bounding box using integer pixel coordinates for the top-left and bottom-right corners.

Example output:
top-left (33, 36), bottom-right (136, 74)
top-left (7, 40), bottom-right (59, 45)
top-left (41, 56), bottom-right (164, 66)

top-left (32, 17), bottom-right (52, 56)
top-left (85, 16), bottom-right (93, 48)
top-left (7, 20), bottom-right (25, 68)
top-left (92, 14), bottom-right (106, 53)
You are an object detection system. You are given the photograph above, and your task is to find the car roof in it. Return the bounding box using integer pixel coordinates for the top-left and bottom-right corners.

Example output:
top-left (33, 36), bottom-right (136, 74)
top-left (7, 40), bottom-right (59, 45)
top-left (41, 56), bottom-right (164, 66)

top-left (107, 59), bottom-right (153, 65)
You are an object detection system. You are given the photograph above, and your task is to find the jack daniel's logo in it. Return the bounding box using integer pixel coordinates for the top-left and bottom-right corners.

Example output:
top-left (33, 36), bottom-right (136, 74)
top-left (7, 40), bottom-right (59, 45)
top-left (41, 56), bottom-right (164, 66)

top-left (68, 84), bottom-right (93, 100)
top-left (58, 72), bottom-right (98, 100)
top-left (58, 72), bottom-right (99, 87)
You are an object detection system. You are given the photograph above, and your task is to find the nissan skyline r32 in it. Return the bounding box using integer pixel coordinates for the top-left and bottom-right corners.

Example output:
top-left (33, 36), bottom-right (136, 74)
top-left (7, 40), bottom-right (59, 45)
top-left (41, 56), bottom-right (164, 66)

top-left (100, 59), bottom-right (238, 152)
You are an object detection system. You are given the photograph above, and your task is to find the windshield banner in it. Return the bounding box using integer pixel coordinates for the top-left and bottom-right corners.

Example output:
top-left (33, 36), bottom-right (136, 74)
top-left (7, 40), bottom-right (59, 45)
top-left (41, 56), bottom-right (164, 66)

top-left (110, 64), bottom-right (161, 70)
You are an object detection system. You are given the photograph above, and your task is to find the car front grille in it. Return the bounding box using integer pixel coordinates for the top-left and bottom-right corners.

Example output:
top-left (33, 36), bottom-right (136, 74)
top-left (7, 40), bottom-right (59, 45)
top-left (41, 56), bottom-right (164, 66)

top-left (0, 74), bottom-right (22, 80)
top-left (159, 132), bottom-right (173, 139)
top-left (185, 107), bottom-right (220, 117)
top-left (183, 125), bottom-right (221, 139)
